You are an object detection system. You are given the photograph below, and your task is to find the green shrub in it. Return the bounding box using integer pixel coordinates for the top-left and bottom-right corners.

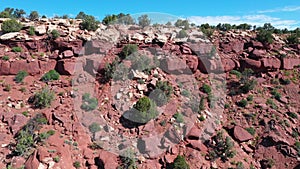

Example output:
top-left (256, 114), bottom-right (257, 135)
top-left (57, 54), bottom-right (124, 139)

top-left (174, 19), bottom-right (189, 29)
top-left (202, 84), bottom-right (212, 94)
top-left (237, 99), bottom-right (248, 107)
top-left (208, 131), bottom-right (236, 162)
top-left (173, 155), bottom-right (190, 169)
top-left (199, 115), bottom-right (205, 121)
top-left (73, 161), bottom-right (81, 169)
top-left (89, 122), bottom-right (101, 140)
top-left (266, 99), bottom-right (277, 109)
top-left (15, 70), bottom-right (28, 83)
top-left (14, 114), bottom-right (48, 157)
top-left (1, 19), bottom-right (22, 33)
top-left (31, 88), bottom-right (55, 108)
top-left (2, 55), bottom-right (9, 61)
top-left (132, 97), bottom-right (158, 123)
top-left (12, 47), bottom-right (22, 52)
top-left (199, 97), bottom-right (205, 111)
top-left (119, 149), bottom-right (138, 169)
top-left (41, 70), bottom-right (60, 82)
top-left (201, 28), bottom-right (214, 37)
top-left (295, 141), bottom-right (300, 156)
top-left (150, 81), bottom-right (173, 106)
top-left (119, 44), bottom-right (138, 60)
top-left (50, 29), bottom-right (60, 39)
top-left (287, 112), bottom-right (298, 119)
top-left (53, 156), bottom-right (60, 163)
top-left (28, 11), bottom-right (39, 20)
top-left (102, 60), bottom-right (118, 83)
top-left (138, 14), bottom-right (151, 28)
top-left (173, 112), bottom-right (184, 123)
top-left (3, 84), bottom-right (11, 92)
top-left (39, 130), bottom-right (55, 140)
top-left (245, 127), bottom-right (256, 135)
top-left (176, 29), bottom-right (188, 38)
top-left (286, 34), bottom-right (299, 44)
top-left (28, 26), bottom-right (35, 35)
top-left (280, 78), bottom-right (290, 85)
top-left (80, 93), bottom-right (98, 111)
top-left (271, 89), bottom-right (281, 101)
top-left (257, 29), bottom-right (273, 44)
top-left (129, 55), bottom-right (153, 73)
top-left (246, 95), bottom-right (253, 101)
top-left (230, 70), bottom-right (242, 79)
top-left (80, 15), bottom-right (99, 31)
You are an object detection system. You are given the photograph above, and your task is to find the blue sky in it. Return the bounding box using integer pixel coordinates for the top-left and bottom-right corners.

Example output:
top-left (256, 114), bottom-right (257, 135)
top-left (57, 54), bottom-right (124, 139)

top-left (1, 0), bottom-right (300, 29)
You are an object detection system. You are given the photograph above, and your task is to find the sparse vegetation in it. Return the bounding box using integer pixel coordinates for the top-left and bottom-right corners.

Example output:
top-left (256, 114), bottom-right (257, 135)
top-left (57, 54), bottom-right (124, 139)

top-left (73, 161), bottom-right (81, 169)
top-left (28, 26), bottom-right (35, 35)
top-left (173, 112), bottom-right (184, 123)
top-left (245, 127), bottom-right (256, 135)
top-left (2, 55), bottom-right (9, 61)
top-left (12, 47), bottom-right (22, 52)
top-left (150, 81), bottom-right (173, 106)
top-left (202, 84), bottom-right (212, 94)
top-left (88, 122), bottom-right (101, 140)
top-left (31, 87), bottom-right (55, 109)
top-left (118, 149), bottom-right (138, 169)
top-left (28, 11), bottom-right (39, 20)
top-left (256, 29), bottom-right (273, 44)
top-left (132, 96), bottom-right (158, 123)
top-left (80, 93), bottom-right (98, 111)
top-left (176, 29), bottom-right (188, 38)
top-left (1, 19), bottom-right (23, 33)
top-left (119, 44), bottom-right (138, 60)
top-left (53, 156), bottom-right (60, 163)
top-left (266, 99), bottom-right (277, 109)
top-left (237, 99), bottom-right (248, 108)
top-left (41, 70), bottom-right (60, 82)
top-left (15, 70), bottom-right (28, 83)
top-left (287, 112), bottom-right (298, 119)
top-left (230, 70), bottom-right (242, 79)
top-left (172, 155), bottom-right (190, 169)
top-left (79, 13), bottom-right (99, 31)
top-left (50, 29), bottom-right (60, 39)
top-left (138, 14), bottom-right (151, 28)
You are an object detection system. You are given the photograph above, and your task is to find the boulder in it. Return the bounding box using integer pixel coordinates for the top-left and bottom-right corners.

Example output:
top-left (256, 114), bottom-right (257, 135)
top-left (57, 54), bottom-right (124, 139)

top-left (35, 25), bottom-right (47, 35)
top-left (188, 42), bottom-right (213, 55)
top-left (25, 151), bottom-right (40, 169)
top-left (10, 114), bottom-right (28, 135)
top-left (0, 32), bottom-right (20, 40)
top-left (188, 139), bottom-right (208, 151)
top-left (0, 60), bottom-right (10, 75)
top-left (9, 60), bottom-right (40, 75)
top-left (233, 126), bottom-right (253, 142)
top-left (39, 60), bottom-right (57, 73)
top-left (186, 55), bottom-right (198, 72)
top-left (222, 58), bottom-right (236, 72)
top-left (161, 57), bottom-right (187, 74)
top-left (62, 50), bottom-right (74, 58)
top-left (55, 59), bottom-right (82, 75)
top-left (220, 40), bottom-right (244, 54)
top-left (282, 58), bottom-right (300, 69)
top-left (98, 150), bottom-right (119, 169)
top-left (250, 41), bottom-right (264, 48)
top-left (241, 58), bottom-right (262, 70)
top-left (186, 125), bottom-right (201, 140)
top-left (262, 58), bottom-right (281, 69)
top-left (251, 49), bottom-right (266, 59)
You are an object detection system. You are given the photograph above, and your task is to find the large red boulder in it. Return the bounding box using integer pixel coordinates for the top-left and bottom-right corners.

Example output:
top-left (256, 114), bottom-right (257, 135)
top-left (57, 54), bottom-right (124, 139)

top-left (262, 58), bottom-right (281, 69)
top-left (251, 49), bottom-right (266, 59)
top-left (25, 151), bottom-right (40, 169)
top-left (283, 58), bottom-right (300, 69)
top-left (241, 58), bottom-right (262, 70)
top-left (233, 126), bottom-right (253, 142)
top-left (98, 150), bottom-right (119, 169)
top-left (9, 60), bottom-right (40, 75)
top-left (222, 58), bottom-right (236, 72)
top-left (39, 60), bottom-right (57, 73)
top-left (220, 40), bottom-right (244, 54)
top-left (0, 60), bottom-right (10, 75)
top-left (55, 59), bottom-right (82, 75)
top-left (186, 55), bottom-right (198, 72)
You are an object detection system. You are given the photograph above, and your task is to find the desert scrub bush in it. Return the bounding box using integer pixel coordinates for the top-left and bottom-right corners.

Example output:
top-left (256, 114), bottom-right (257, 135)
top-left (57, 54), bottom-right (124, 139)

top-left (119, 149), bottom-right (138, 169)
top-left (239, 69), bottom-right (257, 93)
top-left (2, 55), bottom-right (9, 61)
top-left (279, 78), bottom-right (290, 85)
top-left (12, 46), bottom-right (22, 52)
top-left (88, 122), bottom-right (101, 140)
top-left (173, 112), bottom-right (184, 123)
top-left (3, 84), bottom-right (11, 92)
top-left (53, 156), bottom-right (60, 163)
top-left (172, 155), bottom-right (190, 169)
top-left (245, 127), bottom-right (256, 135)
top-left (208, 131), bottom-right (236, 162)
top-left (202, 83), bottom-right (212, 94)
top-left (129, 54), bottom-right (153, 73)
top-left (73, 161), bottom-right (81, 169)
top-left (41, 70), bottom-right (60, 82)
top-left (246, 95), bottom-right (253, 101)
top-left (80, 15), bottom-right (99, 31)
top-left (131, 97), bottom-right (158, 123)
top-left (150, 81), bottom-right (173, 106)
top-left (230, 70), bottom-right (242, 79)
top-left (13, 114), bottom-right (48, 157)
top-left (102, 59), bottom-right (118, 83)
top-left (256, 29), bottom-right (273, 44)
top-left (28, 26), bottom-right (35, 35)
top-left (15, 70), bottom-right (28, 83)
top-left (50, 29), bottom-right (60, 39)
top-left (287, 112), bottom-right (298, 119)
top-left (28, 11), bottom-right (39, 20)
top-left (138, 14), bottom-right (151, 28)
top-left (31, 87), bottom-right (55, 108)
top-left (1, 19), bottom-right (23, 33)
top-left (295, 141), bottom-right (300, 156)
top-left (271, 89), bottom-right (281, 101)
top-left (237, 99), bottom-right (248, 107)
top-left (119, 44), bottom-right (138, 60)
top-left (266, 99), bottom-right (277, 109)
top-left (286, 33), bottom-right (299, 44)
top-left (80, 93), bottom-right (98, 111)
top-left (176, 29), bottom-right (188, 38)
top-left (38, 130), bottom-right (55, 140)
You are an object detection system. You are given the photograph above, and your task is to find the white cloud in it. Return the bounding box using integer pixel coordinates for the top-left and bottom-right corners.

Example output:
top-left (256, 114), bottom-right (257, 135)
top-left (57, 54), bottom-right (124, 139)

top-left (187, 14), bottom-right (299, 29)
top-left (258, 6), bottom-right (300, 13)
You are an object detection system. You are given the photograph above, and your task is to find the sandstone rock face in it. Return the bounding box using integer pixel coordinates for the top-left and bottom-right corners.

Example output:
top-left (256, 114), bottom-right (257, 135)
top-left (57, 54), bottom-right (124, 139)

top-left (233, 126), bottom-right (253, 142)
top-left (222, 58), bottom-right (236, 72)
top-left (9, 60), bottom-right (40, 75)
top-left (241, 58), bottom-right (262, 70)
top-left (262, 58), bottom-right (281, 69)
